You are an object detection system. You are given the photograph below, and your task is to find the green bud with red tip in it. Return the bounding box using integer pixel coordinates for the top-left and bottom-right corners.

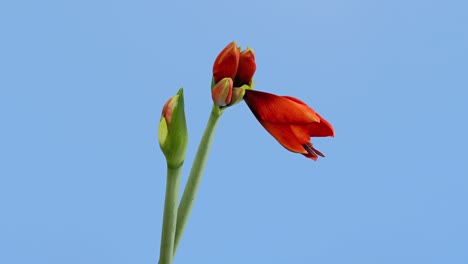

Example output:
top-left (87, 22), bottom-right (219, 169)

top-left (211, 77), bottom-right (233, 107)
top-left (158, 88), bottom-right (188, 168)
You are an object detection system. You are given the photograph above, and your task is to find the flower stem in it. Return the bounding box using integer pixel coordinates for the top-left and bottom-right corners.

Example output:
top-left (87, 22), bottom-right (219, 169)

top-left (158, 164), bottom-right (183, 264)
top-left (173, 104), bottom-right (222, 254)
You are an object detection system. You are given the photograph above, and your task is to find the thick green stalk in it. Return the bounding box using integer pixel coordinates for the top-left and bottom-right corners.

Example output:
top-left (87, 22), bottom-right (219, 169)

top-left (173, 104), bottom-right (222, 254)
top-left (158, 164), bottom-right (183, 264)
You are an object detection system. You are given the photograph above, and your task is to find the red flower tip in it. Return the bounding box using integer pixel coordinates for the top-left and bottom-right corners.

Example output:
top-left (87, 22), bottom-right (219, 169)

top-left (213, 41), bottom-right (240, 84)
top-left (161, 94), bottom-right (178, 126)
top-left (243, 89), bottom-right (334, 161)
top-left (234, 48), bottom-right (256, 87)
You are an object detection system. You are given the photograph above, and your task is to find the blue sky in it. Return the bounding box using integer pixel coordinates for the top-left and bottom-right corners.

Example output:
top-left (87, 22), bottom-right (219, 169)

top-left (1, 0), bottom-right (467, 263)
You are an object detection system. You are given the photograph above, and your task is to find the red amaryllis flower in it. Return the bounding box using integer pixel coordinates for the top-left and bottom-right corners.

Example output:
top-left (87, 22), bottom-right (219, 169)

top-left (243, 89), bottom-right (334, 161)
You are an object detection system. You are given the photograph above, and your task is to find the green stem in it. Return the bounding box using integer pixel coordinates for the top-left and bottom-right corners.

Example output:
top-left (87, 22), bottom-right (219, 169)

top-left (173, 104), bottom-right (222, 254)
top-left (158, 164), bottom-right (183, 264)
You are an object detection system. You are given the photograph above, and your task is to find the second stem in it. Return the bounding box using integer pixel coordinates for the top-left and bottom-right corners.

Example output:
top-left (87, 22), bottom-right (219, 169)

top-left (173, 104), bottom-right (222, 254)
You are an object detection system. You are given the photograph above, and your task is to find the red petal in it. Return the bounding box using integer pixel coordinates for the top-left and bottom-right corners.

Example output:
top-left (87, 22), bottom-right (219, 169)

top-left (290, 125), bottom-right (313, 143)
top-left (234, 49), bottom-right (256, 87)
top-left (303, 153), bottom-right (318, 161)
top-left (213, 42), bottom-right (240, 83)
top-left (244, 90), bottom-right (320, 124)
top-left (260, 122), bottom-right (307, 153)
top-left (282, 96), bottom-right (309, 106)
top-left (308, 113), bottom-right (335, 137)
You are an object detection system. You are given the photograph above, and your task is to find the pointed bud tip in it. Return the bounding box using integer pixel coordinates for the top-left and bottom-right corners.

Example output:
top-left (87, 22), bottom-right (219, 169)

top-left (161, 95), bottom-right (179, 126)
top-left (176, 87), bottom-right (184, 96)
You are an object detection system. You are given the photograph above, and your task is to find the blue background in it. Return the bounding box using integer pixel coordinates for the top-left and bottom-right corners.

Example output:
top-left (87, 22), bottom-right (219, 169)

top-left (1, 0), bottom-right (467, 263)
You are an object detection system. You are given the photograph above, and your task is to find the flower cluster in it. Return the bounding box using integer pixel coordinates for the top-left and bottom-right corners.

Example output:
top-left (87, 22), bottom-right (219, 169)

top-left (212, 41), bottom-right (334, 160)
top-left (211, 41), bottom-right (256, 107)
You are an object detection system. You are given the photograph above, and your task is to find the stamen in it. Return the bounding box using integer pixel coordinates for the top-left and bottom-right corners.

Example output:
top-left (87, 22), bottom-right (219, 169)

top-left (303, 142), bottom-right (325, 158)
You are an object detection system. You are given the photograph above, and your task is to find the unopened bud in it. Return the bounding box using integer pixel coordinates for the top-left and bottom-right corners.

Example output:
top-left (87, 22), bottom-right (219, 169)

top-left (212, 41), bottom-right (240, 84)
top-left (211, 77), bottom-right (233, 106)
top-left (234, 48), bottom-right (256, 87)
top-left (158, 88), bottom-right (188, 167)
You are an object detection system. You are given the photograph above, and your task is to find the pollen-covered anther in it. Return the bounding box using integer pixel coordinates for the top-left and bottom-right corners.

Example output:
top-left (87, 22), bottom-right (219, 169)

top-left (303, 142), bottom-right (325, 158)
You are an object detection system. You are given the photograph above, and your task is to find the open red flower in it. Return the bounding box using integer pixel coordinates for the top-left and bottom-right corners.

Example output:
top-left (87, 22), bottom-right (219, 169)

top-left (243, 90), bottom-right (334, 161)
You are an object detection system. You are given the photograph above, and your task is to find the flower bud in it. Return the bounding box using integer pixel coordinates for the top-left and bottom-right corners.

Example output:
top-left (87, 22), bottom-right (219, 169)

top-left (158, 88), bottom-right (188, 167)
top-left (234, 47), bottom-right (256, 87)
top-left (212, 41), bottom-right (240, 84)
top-left (211, 77), bottom-right (233, 106)
top-left (227, 85), bottom-right (247, 106)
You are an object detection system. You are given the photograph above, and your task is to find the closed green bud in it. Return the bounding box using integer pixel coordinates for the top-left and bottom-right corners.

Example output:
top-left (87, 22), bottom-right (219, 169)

top-left (158, 88), bottom-right (188, 168)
